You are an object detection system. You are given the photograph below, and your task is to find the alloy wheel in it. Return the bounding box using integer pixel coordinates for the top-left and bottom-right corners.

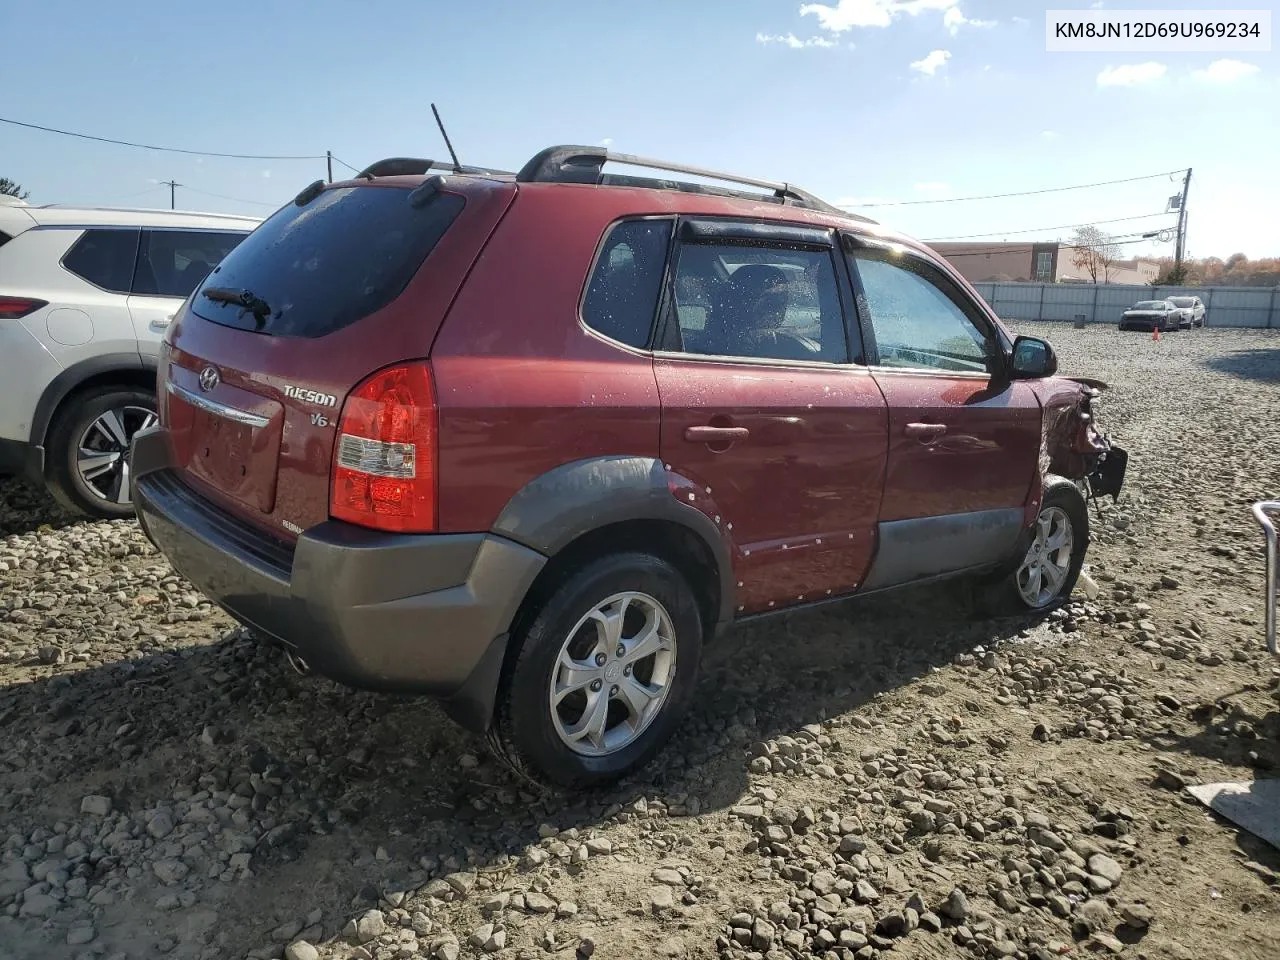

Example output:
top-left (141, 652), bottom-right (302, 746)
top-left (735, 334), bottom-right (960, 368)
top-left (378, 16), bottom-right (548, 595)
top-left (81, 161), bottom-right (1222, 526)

top-left (76, 405), bottom-right (156, 505)
top-left (548, 591), bottom-right (677, 757)
top-left (1016, 505), bottom-right (1074, 608)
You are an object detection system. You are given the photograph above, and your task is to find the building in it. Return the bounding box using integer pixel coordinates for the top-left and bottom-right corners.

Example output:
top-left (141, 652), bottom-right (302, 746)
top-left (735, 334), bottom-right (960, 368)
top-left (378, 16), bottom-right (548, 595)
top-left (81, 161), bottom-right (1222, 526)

top-left (929, 241), bottom-right (1159, 285)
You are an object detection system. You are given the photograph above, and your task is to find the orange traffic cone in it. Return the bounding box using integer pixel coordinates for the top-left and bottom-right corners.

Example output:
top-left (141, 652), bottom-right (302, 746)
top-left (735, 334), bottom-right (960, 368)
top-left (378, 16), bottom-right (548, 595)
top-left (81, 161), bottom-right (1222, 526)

top-left (1151, 325), bottom-right (1161, 342)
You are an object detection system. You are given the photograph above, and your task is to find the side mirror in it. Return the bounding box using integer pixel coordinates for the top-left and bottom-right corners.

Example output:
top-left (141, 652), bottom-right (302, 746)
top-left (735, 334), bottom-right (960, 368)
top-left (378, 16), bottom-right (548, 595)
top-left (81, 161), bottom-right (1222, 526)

top-left (1010, 335), bottom-right (1057, 379)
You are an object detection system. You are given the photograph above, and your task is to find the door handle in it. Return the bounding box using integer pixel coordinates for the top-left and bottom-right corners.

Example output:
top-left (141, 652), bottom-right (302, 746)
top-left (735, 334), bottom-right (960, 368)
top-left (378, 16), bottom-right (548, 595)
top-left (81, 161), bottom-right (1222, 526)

top-left (684, 425), bottom-right (749, 443)
top-left (904, 422), bottom-right (947, 440)
top-left (150, 315), bottom-right (174, 329)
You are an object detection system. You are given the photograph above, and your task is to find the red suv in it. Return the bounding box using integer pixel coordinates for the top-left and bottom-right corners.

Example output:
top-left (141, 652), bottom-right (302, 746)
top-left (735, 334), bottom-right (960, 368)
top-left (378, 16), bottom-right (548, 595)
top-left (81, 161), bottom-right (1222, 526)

top-left (131, 146), bottom-right (1126, 787)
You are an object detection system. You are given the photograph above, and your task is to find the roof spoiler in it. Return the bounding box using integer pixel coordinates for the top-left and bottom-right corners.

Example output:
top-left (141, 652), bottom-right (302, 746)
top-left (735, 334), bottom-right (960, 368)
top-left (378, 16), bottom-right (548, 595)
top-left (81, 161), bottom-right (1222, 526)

top-left (354, 157), bottom-right (514, 179)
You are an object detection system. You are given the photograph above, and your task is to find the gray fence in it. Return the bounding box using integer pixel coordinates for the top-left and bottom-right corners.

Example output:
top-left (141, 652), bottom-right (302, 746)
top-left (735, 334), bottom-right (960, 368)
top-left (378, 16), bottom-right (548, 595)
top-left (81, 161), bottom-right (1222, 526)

top-left (969, 282), bottom-right (1280, 329)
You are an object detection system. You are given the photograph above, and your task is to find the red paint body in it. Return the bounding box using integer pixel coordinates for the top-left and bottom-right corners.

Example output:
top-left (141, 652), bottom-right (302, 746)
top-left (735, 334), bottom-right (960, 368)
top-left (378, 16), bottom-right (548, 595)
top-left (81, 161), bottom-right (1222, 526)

top-left (159, 174), bottom-right (1105, 619)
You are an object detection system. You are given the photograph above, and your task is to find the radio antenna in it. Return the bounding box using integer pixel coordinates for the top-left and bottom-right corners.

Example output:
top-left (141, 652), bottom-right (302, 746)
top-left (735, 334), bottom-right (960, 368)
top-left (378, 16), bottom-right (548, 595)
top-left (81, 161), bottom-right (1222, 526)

top-left (431, 103), bottom-right (462, 173)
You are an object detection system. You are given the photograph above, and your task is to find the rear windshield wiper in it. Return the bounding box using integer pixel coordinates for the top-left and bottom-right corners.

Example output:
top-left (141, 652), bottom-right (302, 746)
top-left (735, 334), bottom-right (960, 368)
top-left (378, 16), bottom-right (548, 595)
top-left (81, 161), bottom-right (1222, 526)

top-left (202, 286), bottom-right (272, 324)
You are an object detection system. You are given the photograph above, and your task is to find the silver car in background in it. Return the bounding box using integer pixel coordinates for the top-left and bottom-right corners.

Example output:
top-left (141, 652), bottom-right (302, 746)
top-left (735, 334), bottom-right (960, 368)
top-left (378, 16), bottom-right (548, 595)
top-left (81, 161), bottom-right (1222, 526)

top-left (1166, 295), bottom-right (1206, 327)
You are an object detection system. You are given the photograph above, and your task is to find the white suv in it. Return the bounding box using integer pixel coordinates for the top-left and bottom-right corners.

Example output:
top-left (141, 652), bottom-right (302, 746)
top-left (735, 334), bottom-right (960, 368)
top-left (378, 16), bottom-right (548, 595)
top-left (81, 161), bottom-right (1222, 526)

top-left (0, 196), bottom-right (258, 517)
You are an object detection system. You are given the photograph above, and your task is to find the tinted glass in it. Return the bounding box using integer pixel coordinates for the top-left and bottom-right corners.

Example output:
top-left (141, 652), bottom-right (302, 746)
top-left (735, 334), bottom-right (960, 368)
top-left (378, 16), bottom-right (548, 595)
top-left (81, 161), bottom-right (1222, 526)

top-left (1133, 301), bottom-right (1167, 309)
top-left (670, 243), bottom-right (846, 363)
top-left (62, 228), bottom-right (140, 294)
top-left (133, 230), bottom-right (245, 299)
top-left (1167, 297), bottom-right (1194, 307)
top-left (581, 219), bottom-right (672, 347)
top-left (191, 186), bottom-right (464, 337)
top-left (851, 253), bottom-right (992, 373)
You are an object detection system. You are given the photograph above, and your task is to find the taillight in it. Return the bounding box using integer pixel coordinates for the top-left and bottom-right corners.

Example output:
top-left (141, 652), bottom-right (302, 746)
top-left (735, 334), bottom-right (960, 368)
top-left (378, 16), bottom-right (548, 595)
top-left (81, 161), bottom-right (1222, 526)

top-left (330, 363), bottom-right (436, 533)
top-left (0, 296), bottom-right (48, 319)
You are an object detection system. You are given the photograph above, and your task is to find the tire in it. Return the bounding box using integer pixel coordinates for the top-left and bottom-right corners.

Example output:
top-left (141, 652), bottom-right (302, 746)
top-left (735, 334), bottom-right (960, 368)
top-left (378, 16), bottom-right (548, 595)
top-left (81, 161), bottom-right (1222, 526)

top-left (978, 481), bottom-right (1088, 617)
top-left (46, 386), bottom-right (158, 519)
top-left (488, 552), bottom-right (704, 789)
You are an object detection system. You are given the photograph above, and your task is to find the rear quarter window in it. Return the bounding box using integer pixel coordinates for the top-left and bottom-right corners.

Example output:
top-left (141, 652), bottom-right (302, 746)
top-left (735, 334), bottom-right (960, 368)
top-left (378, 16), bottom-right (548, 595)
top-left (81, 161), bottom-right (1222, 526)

top-left (581, 219), bottom-right (672, 348)
top-left (191, 185), bottom-right (464, 338)
top-left (62, 228), bottom-right (141, 293)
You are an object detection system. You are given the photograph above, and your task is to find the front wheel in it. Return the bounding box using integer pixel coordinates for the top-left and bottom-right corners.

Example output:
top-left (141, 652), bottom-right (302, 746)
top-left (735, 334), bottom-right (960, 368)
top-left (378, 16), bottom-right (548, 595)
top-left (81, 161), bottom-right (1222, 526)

top-left (488, 552), bottom-right (704, 788)
top-left (979, 482), bottom-right (1088, 616)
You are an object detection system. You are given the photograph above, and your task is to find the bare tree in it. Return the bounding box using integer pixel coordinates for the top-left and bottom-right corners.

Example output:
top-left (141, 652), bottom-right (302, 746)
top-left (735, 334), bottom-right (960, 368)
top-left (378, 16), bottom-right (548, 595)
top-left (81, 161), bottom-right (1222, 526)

top-left (0, 178), bottom-right (29, 200)
top-left (1069, 226), bottom-right (1120, 283)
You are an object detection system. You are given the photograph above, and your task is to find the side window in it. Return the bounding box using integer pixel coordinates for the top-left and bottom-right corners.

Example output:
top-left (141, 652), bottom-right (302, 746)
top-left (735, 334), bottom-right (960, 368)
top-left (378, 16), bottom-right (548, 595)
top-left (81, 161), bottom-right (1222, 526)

top-left (669, 242), bottom-right (846, 363)
top-left (850, 252), bottom-right (993, 373)
top-left (62, 228), bottom-right (140, 294)
top-left (133, 230), bottom-right (246, 299)
top-left (581, 219), bottom-right (672, 348)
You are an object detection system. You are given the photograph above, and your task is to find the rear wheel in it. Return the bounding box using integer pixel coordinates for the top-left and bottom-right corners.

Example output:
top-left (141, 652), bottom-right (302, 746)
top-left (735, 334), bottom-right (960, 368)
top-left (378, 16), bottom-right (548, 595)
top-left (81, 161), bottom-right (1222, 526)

top-left (46, 386), bottom-right (157, 519)
top-left (978, 482), bottom-right (1088, 616)
top-left (489, 552), bottom-right (703, 788)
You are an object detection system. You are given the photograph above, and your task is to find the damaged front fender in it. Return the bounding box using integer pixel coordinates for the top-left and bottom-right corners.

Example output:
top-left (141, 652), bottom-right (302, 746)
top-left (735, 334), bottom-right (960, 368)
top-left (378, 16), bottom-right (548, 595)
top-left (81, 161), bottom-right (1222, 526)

top-left (1031, 376), bottom-right (1127, 500)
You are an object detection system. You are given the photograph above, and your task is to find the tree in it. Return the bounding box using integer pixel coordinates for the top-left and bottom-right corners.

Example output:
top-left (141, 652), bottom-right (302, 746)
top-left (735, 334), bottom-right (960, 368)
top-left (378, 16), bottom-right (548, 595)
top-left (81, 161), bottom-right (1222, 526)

top-left (0, 178), bottom-right (28, 200)
top-left (1069, 226), bottom-right (1120, 283)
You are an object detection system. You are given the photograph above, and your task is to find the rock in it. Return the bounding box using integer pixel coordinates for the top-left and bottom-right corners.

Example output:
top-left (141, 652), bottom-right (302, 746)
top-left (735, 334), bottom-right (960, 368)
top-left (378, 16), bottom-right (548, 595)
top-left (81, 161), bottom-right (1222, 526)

top-left (1155, 769), bottom-right (1186, 791)
top-left (839, 835), bottom-right (867, 854)
top-left (919, 911), bottom-right (943, 933)
top-left (431, 936), bottom-right (460, 960)
top-left (146, 811), bottom-right (175, 839)
top-left (153, 859), bottom-right (189, 885)
top-left (469, 924), bottom-right (495, 948)
top-left (356, 909), bottom-right (387, 942)
top-left (751, 918), bottom-right (776, 950)
top-left (525, 891), bottom-right (556, 914)
top-left (284, 942), bottom-right (319, 960)
top-left (1091, 932), bottom-right (1126, 954)
top-left (585, 838), bottom-right (612, 856)
top-left (577, 937), bottom-right (596, 958)
top-left (854, 879), bottom-right (880, 903)
top-left (1074, 898), bottom-right (1112, 935)
top-left (1120, 902), bottom-right (1154, 929)
top-left (444, 872), bottom-right (477, 896)
top-left (939, 888), bottom-right (970, 921)
top-left (80, 795), bottom-right (112, 817)
top-left (66, 926), bottom-right (96, 946)
top-left (1088, 854), bottom-right (1124, 885)
top-left (876, 912), bottom-right (908, 938)
top-left (649, 886), bottom-right (675, 911)
top-left (652, 867), bottom-right (684, 886)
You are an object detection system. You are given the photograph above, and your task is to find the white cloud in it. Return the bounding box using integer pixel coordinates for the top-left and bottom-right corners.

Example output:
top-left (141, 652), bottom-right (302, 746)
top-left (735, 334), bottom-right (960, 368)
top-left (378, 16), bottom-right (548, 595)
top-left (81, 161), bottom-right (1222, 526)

top-left (1096, 62), bottom-right (1167, 87)
top-left (1193, 59), bottom-right (1260, 83)
top-left (800, 0), bottom-right (959, 33)
top-left (1041, 130), bottom-right (1060, 140)
top-left (756, 31), bottom-right (836, 48)
top-left (599, 137), bottom-right (614, 147)
top-left (910, 49), bottom-right (951, 75)
top-left (1011, 15), bottom-right (1029, 25)
top-left (943, 7), bottom-right (996, 34)
top-left (1090, 1), bottom-right (1105, 7)
top-left (261, 169), bottom-right (272, 179)
top-left (915, 181), bottom-right (950, 194)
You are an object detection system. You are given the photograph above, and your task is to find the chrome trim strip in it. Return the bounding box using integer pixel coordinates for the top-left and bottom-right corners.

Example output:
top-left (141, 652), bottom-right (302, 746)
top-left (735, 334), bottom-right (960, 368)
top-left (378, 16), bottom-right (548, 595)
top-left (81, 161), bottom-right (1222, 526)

top-left (166, 380), bottom-right (271, 428)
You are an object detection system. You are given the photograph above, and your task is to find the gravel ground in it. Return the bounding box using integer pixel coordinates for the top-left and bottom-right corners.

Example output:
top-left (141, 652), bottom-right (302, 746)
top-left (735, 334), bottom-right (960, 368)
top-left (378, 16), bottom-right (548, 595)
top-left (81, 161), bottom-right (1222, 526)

top-left (1, 323), bottom-right (1278, 960)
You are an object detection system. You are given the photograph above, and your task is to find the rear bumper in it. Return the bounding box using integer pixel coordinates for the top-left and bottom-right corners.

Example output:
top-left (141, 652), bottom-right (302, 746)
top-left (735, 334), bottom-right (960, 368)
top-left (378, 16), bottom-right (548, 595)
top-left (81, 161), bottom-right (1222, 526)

top-left (130, 426), bottom-right (546, 729)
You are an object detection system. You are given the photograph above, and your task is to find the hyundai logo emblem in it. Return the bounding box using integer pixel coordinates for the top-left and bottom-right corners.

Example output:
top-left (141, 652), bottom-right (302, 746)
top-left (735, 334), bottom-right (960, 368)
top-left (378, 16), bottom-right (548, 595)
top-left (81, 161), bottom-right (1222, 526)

top-left (198, 365), bottom-right (220, 392)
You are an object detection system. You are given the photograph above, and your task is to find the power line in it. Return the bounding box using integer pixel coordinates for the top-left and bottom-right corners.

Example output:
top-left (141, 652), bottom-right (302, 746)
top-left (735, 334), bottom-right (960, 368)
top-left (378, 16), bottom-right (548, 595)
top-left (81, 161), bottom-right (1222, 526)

top-left (925, 211), bottom-right (1174, 242)
top-left (0, 116), bottom-right (326, 161)
top-left (842, 168), bottom-right (1187, 208)
top-left (179, 184), bottom-right (282, 208)
top-left (328, 154), bottom-right (362, 175)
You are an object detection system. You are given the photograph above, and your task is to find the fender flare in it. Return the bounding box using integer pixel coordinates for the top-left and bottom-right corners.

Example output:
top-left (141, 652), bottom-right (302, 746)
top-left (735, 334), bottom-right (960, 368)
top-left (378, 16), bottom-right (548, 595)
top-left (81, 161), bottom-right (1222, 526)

top-left (30, 352), bottom-right (157, 449)
top-left (491, 456), bottom-right (737, 627)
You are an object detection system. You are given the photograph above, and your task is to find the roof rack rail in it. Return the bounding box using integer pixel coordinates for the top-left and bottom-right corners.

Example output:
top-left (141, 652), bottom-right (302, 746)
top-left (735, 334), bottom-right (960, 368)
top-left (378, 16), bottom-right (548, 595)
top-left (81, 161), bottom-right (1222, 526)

top-left (354, 157), bottom-right (515, 179)
top-left (515, 145), bottom-right (869, 221)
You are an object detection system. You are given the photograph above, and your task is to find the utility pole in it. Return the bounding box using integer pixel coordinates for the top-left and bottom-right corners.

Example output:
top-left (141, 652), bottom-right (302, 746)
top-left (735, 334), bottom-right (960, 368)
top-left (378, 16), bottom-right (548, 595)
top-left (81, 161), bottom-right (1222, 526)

top-left (1173, 167), bottom-right (1192, 281)
top-left (159, 179), bottom-right (181, 210)
top-left (326, 150), bottom-right (333, 184)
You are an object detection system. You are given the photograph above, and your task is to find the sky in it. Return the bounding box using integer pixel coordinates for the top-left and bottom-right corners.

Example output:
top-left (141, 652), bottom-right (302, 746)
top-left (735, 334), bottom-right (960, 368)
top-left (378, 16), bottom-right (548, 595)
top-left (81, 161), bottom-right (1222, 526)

top-left (2, 0), bottom-right (1276, 258)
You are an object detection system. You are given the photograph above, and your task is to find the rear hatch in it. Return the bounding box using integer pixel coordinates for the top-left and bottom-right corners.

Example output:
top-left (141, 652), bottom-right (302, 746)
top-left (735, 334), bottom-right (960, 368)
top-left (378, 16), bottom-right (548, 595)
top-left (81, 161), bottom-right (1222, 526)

top-left (159, 176), bottom-right (516, 539)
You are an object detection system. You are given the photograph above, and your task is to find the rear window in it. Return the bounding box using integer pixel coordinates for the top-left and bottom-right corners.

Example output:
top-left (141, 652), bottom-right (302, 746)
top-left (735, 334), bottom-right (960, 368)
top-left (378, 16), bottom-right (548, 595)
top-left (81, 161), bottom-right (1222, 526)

top-left (1167, 297), bottom-right (1193, 307)
top-left (62, 228), bottom-right (140, 293)
top-left (191, 186), bottom-right (464, 337)
top-left (581, 219), bottom-right (672, 348)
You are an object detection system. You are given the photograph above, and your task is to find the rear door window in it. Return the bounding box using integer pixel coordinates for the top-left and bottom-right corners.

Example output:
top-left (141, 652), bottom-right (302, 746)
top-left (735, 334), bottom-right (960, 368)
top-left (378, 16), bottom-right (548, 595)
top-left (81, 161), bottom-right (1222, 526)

top-left (133, 230), bottom-right (246, 299)
top-left (190, 186), bottom-right (464, 337)
top-left (62, 228), bottom-right (140, 294)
